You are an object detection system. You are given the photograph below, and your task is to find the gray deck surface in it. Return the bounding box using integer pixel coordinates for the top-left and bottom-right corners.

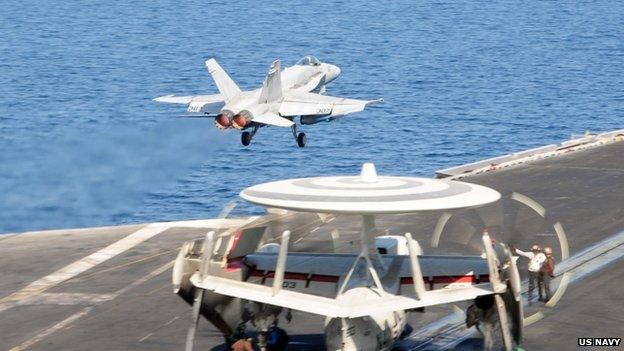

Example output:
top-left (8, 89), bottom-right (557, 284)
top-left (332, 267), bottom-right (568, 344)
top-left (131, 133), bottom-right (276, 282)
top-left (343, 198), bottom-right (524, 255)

top-left (1, 141), bottom-right (623, 350)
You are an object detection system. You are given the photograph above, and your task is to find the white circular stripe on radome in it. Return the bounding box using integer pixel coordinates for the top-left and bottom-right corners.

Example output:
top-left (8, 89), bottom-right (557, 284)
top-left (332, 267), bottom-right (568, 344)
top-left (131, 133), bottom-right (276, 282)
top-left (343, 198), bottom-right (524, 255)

top-left (249, 177), bottom-right (450, 198)
top-left (240, 175), bottom-right (501, 214)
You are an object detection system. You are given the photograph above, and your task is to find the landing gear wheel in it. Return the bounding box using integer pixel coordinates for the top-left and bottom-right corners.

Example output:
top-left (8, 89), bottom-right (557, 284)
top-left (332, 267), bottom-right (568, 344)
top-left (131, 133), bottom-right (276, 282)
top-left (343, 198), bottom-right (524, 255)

top-left (241, 131), bottom-right (252, 146)
top-left (296, 132), bottom-right (307, 147)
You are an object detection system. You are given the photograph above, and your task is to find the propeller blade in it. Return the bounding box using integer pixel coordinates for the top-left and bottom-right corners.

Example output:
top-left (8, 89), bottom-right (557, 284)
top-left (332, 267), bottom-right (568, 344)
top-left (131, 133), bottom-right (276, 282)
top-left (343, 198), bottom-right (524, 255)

top-left (505, 245), bottom-right (524, 344)
top-left (218, 200), bottom-right (238, 219)
top-left (482, 232), bottom-right (504, 293)
top-left (185, 288), bottom-right (205, 351)
top-left (494, 294), bottom-right (514, 351)
top-left (330, 228), bottom-right (340, 252)
top-left (182, 199), bottom-right (240, 351)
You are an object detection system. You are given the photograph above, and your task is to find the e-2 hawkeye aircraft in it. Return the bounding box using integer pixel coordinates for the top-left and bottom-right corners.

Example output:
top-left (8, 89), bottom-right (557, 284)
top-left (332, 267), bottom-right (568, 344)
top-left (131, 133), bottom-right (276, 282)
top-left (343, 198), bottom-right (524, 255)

top-left (174, 164), bottom-right (523, 351)
top-left (154, 56), bottom-right (382, 147)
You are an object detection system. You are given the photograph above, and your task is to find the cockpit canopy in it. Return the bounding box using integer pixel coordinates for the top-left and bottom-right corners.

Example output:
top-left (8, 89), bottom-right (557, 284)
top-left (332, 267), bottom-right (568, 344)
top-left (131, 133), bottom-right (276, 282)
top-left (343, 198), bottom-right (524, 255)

top-left (296, 55), bottom-right (321, 66)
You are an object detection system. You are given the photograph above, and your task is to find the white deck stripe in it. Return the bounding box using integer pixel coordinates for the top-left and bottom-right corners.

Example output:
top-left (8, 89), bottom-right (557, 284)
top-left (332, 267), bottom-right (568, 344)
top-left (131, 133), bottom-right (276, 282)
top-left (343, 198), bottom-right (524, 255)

top-left (5, 261), bottom-right (175, 351)
top-left (0, 216), bottom-right (258, 313)
top-left (111, 260), bottom-right (173, 297)
top-left (0, 225), bottom-right (164, 310)
top-left (17, 293), bottom-right (115, 306)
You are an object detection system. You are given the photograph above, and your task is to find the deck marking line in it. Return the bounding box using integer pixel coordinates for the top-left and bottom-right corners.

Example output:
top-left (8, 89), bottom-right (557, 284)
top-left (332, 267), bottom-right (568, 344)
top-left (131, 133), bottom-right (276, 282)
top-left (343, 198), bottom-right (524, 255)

top-left (138, 315), bottom-right (181, 343)
top-left (18, 293), bottom-right (115, 306)
top-left (0, 217), bottom-right (257, 312)
top-left (0, 224), bottom-right (165, 309)
top-left (7, 307), bottom-right (93, 351)
top-left (5, 261), bottom-right (174, 351)
top-left (0, 216), bottom-right (261, 312)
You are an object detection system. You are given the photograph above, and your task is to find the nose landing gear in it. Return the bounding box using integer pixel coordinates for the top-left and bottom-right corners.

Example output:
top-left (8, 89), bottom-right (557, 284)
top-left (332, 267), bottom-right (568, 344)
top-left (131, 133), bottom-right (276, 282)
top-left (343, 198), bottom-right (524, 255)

top-left (241, 125), bottom-right (259, 146)
top-left (291, 125), bottom-right (307, 148)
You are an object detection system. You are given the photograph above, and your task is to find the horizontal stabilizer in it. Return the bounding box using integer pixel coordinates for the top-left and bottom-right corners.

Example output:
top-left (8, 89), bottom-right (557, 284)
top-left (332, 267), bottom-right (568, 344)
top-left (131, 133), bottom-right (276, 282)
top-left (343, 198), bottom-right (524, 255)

top-left (153, 93), bottom-right (225, 114)
top-left (205, 58), bottom-right (242, 102)
top-left (153, 94), bottom-right (223, 104)
top-left (153, 95), bottom-right (196, 104)
top-left (192, 274), bottom-right (494, 318)
top-left (253, 112), bottom-right (294, 127)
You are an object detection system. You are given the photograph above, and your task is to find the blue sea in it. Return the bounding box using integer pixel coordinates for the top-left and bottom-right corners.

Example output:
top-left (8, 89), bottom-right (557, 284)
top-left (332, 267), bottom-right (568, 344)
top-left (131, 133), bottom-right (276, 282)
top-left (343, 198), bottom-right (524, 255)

top-left (1, 1), bottom-right (623, 233)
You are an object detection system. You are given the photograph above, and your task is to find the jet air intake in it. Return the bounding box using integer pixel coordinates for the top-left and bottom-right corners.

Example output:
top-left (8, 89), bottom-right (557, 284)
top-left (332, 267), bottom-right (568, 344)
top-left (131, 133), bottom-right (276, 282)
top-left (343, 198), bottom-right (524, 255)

top-left (214, 111), bottom-right (234, 129)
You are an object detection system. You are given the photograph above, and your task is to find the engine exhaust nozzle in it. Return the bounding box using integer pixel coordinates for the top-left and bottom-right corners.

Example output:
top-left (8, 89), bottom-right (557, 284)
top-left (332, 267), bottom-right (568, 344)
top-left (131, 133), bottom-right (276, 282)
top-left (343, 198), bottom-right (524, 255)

top-left (215, 113), bottom-right (232, 129)
top-left (232, 114), bottom-right (249, 129)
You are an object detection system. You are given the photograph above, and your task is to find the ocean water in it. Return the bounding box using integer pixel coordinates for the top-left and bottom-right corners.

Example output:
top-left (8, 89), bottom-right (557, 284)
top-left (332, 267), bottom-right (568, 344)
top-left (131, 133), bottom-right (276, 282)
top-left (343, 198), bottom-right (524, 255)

top-left (1, 0), bottom-right (623, 233)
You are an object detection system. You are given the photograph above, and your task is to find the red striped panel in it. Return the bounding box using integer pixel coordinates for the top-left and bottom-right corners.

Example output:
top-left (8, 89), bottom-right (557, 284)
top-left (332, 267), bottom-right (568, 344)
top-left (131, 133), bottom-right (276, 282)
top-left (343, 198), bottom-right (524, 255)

top-left (248, 269), bottom-right (339, 283)
top-left (400, 275), bottom-right (490, 285)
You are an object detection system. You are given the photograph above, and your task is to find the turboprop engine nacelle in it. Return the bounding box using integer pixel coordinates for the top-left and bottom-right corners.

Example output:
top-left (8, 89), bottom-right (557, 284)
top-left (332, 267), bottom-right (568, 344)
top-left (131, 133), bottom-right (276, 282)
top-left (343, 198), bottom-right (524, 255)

top-left (324, 287), bottom-right (406, 351)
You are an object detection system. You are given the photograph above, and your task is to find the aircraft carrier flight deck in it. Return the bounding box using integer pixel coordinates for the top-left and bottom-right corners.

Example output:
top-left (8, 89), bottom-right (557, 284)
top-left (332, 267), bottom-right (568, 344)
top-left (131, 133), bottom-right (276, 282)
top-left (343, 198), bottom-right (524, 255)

top-left (1, 131), bottom-right (623, 351)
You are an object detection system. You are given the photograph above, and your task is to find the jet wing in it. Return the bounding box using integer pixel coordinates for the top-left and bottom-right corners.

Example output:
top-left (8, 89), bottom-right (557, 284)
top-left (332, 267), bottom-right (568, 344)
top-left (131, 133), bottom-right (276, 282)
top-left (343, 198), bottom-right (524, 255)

top-left (279, 92), bottom-right (382, 117)
top-left (153, 94), bottom-right (225, 114)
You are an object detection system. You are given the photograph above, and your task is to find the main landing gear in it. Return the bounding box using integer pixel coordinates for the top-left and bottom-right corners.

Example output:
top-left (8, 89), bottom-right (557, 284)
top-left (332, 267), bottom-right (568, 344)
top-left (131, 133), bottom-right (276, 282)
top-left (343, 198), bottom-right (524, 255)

top-left (241, 124), bottom-right (307, 147)
top-left (291, 124), bottom-right (307, 148)
top-left (241, 125), bottom-right (259, 146)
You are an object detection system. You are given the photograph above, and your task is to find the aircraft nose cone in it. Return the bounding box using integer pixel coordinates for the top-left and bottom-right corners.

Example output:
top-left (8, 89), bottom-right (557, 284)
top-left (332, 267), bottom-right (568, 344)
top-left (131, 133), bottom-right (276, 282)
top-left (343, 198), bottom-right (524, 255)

top-left (327, 64), bottom-right (341, 82)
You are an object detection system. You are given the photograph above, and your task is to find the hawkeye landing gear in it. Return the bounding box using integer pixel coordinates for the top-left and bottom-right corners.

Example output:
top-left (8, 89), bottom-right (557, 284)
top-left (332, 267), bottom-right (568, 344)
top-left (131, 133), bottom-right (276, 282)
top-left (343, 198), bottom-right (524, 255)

top-left (241, 125), bottom-right (259, 146)
top-left (291, 125), bottom-right (307, 148)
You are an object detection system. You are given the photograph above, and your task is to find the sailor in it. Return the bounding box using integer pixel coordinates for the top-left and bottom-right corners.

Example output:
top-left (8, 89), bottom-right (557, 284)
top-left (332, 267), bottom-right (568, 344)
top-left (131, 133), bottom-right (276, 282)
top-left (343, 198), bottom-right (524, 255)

top-left (539, 247), bottom-right (555, 302)
top-left (514, 244), bottom-right (546, 302)
top-left (231, 338), bottom-right (254, 351)
top-left (266, 321), bottom-right (290, 351)
top-left (227, 323), bottom-right (253, 351)
top-left (466, 295), bottom-right (498, 351)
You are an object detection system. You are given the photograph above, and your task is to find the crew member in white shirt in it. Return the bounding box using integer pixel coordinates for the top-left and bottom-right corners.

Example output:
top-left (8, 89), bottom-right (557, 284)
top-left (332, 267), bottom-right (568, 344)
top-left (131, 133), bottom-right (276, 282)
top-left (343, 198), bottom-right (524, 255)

top-left (514, 244), bottom-right (546, 302)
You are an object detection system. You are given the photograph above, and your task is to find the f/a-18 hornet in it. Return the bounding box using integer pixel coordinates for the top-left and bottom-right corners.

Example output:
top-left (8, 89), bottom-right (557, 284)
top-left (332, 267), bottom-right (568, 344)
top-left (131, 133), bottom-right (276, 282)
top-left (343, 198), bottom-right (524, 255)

top-left (154, 56), bottom-right (382, 147)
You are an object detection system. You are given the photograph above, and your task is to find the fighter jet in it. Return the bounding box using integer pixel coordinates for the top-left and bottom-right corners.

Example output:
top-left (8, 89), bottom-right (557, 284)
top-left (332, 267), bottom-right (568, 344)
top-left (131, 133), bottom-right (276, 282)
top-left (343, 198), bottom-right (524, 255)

top-left (154, 56), bottom-right (382, 147)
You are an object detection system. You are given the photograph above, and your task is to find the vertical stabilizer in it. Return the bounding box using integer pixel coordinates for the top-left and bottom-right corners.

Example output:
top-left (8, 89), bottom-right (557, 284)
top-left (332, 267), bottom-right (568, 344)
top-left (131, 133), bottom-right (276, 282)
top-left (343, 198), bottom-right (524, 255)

top-left (205, 59), bottom-right (242, 102)
top-left (258, 60), bottom-right (283, 104)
